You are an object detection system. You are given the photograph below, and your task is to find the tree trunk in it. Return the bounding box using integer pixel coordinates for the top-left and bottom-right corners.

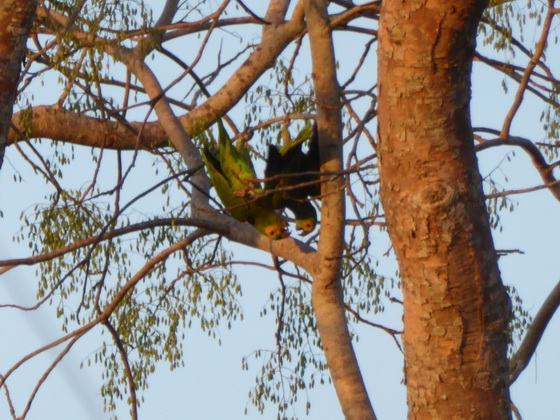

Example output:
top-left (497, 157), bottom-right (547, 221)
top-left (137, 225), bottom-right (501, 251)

top-left (0, 0), bottom-right (37, 169)
top-left (377, 1), bottom-right (512, 419)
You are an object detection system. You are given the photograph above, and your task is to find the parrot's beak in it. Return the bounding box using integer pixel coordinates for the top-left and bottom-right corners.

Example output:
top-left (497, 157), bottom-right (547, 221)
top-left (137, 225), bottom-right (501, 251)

top-left (296, 226), bottom-right (312, 236)
top-left (280, 221), bottom-right (290, 239)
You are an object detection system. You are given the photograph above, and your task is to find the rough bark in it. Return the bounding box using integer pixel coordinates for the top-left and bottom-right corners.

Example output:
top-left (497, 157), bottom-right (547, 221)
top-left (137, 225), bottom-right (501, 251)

top-left (377, 1), bottom-right (512, 419)
top-left (304, 1), bottom-right (376, 419)
top-left (0, 0), bottom-right (38, 169)
top-left (9, 106), bottom-right (169, 150)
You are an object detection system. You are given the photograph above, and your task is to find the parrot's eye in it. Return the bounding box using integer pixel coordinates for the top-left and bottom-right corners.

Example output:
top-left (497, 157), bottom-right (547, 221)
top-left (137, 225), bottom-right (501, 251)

top-left (266, 227), bottom-right (279, 238)
top-left (265, 224), bottom-right (289, 239)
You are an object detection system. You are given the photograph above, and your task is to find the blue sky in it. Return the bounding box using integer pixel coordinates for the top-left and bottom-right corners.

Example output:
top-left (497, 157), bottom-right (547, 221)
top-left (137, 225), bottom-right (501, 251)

top-left (1, 1), bottom-right (559, 419)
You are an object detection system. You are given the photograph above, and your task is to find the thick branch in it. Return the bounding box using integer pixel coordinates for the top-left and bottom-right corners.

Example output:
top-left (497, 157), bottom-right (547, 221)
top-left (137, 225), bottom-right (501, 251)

top-left (264, 0), bottom-right (291, 24)
top-left (304, 1), bottom-right (375, 419)
top-left (8, 106), bottom-right (167, 149)
top-left (9, 2), bottom-right (374, 155)
top-left (155, 0), bottom-right (179, 28)
top-left (127, 57), bottom-right (212, 207)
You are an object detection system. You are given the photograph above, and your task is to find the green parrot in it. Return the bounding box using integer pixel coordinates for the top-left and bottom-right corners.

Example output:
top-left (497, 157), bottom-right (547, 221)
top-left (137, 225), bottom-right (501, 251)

top-left (264, 122), bottom-right (320, 235)
top-left (202, 121), bottom-right (289, 240)
top-left (215, 119), bottom-right (259, 196)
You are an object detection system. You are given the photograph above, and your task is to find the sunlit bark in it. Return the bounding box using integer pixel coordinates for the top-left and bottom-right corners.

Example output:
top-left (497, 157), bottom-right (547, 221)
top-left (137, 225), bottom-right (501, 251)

top-left (377, 1), bottom-right (512, 418)
top-left (0, 0), bottom-right (37, 168)
top-left (304, 0), bottom-right (376, 418)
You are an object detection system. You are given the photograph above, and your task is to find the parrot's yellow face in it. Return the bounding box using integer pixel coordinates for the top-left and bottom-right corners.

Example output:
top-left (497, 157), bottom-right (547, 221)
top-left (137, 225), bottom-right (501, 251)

top-left (264, 221), bottom-right (290, 240)
top-left (295, 217), bottom-right (317, 235)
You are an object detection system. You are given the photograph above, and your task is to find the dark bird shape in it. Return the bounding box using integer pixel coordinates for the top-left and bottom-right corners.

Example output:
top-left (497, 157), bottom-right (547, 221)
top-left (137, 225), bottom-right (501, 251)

top-left (264, 122), bottom-right (320, 235)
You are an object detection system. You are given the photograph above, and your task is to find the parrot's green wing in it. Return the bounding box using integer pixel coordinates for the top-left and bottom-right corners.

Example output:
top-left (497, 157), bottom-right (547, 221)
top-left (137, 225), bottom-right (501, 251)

top-left (216, 119), bottom-right (260, 192)
top-left (202, 147), bottom-right (251, 222)
top-left (279, 122), bottom-right (313, 155)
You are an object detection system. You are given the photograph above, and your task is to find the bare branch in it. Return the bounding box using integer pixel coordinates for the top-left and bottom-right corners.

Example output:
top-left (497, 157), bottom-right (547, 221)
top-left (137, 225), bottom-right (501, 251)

top-left (176, 4), bottom-right (306, 131)
top-left (330, 2), bottom-right (381, 27)
top-left (509, 278), bottom-right (560, 383)
top-left (474, 53), bottom-right (555, 105)
top-left (235, 0), bottom-right (270, 25)
top-left (484, 180), bottom-right (560, 199)
top-left (20, 336), bottom-right (82, 419)
top-left (304, 0), bottom-right (375, 418)
top-left (475, 131), bottom-right (560, 202)
top-left (155, 0), bottom-right (180, 28)
top-left (104, 320), bottom-right (138, 420)
top-left (0, 231), bottom-right (206, 390)
top-left (500, 3), bottom-right (555, 138)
